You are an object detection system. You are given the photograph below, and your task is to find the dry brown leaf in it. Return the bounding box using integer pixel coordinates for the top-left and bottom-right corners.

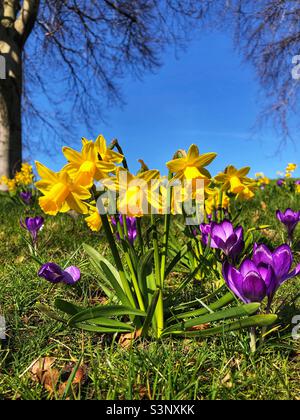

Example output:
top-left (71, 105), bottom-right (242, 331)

top-left (30, 357), bottom-right (60, 395)
top-left (221, 372), bottom-right (233, 389)
top-left (188, 324), bottom-right (210, 331)
top-left (261, 201), bottom-right (267, 211)
top-left (30, 357), bottom-right (87, 397)
top-left (119, 329), bottom-right (142, 349)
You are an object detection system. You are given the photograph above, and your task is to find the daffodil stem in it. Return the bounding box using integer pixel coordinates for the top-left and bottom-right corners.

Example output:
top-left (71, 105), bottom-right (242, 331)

top-left (100, 214), bottom-right (135, 308)
top-left (161, 176), bottom-right (172, 282)
top-left (151, 214), bottom-right (164, 336)
top-left (136, 218), bottom-right (144, 254)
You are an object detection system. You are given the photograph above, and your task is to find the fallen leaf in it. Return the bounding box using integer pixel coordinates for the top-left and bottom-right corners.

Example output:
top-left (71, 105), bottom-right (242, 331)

top-left (30, 357), bottom-right (60, 395)
top-left (119, 329), bottom-right (142, 349)
top-left (188, 324), bottom-right (210, 331)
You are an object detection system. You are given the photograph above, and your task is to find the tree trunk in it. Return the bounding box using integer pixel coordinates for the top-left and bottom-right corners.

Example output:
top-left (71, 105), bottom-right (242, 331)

top-left (0, 25), bottom-right (22, 183)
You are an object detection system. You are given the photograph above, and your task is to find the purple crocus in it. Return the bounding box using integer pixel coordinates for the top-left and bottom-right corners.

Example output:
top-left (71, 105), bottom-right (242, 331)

top-left (111, 215), bottom-right (137, 245)
top-left (20, 191), bottom-right (32, 205)
top-left (276, 209), bottom-right (300, 241)
top-left (38, 263), bottom-right (81, 285)
top-left (277, 179), bottom-right (285, 187)
top-left (20, 216), bottom-right (44, 244)
top-left (223, 243), bottom-right (300, 307)
top-left (200, 220), bottom-right (244, 260)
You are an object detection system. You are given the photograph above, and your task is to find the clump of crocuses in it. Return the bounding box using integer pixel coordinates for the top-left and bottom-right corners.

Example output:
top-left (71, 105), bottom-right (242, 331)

top-left (38, 263), bottom-right (81, 285)
top-left (200, 219), bottom-right (244, 261)
top-left (20, 216), bottom-right (44, 246)
top-left (20, 191), bottom-right (32, 205)
top-left (276, 209), bottom-right (300, 243)
top-left (111, 215), bottom-right (137, 245)
top-left (223, 243), bottom-right (300, 309)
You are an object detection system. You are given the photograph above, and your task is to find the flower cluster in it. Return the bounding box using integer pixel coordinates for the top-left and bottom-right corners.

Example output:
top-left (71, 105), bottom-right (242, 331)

top-left (0, 163), bottom-right (34, 193)
top-left (223, 244), bottom-right (300, 307)
top-left (255, 172), bottom-right (270, 190)
top-left (35, 137), bottom-right (258, 230)
top-left (285, 163), bottom-right (297, 179)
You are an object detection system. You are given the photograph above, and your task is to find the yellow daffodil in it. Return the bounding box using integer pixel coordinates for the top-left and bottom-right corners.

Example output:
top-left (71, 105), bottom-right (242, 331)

top-left (236, 185), bottom-right (256, 200)
top-left (85, 206), bottom-right (102, 232)
top-left (296, 183), bottom-right (300, 194)
top-left (93, 135), bottom-right (124, 164)
top-left (215, 165), bottom-right (253, 194)
top-left (205, 188), bottom-right (230, 215)
top-left (286, 163), bottom-right (297, 173)
top-left (0, 176), bottom-right (16, 192)
top-left (256, 173), bottom-right (270, 187)
top-left (62, 139), bottom-right (116, 188)
top-left (166, 145), bottom-right (217, 183)
top-left (105, 167), bottom-right (161, 217)
top-left (35, 162), bottom-right (91, 215)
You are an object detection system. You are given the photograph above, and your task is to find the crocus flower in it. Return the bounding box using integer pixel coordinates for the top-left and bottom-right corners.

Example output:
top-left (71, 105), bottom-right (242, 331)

top-left (223, 243), bottom-right (300, 306)
top-left (200, 220), bottom-right (244, 260)
top-left (38, 263), bottom-right (81, 285)
top-left (276, 209), bottom-right (300, 241)
top-left (277, 179), bottom-right (285, 187)
top-left (20, 216), bottom-right (44, 244)
top-left (20, 191), bottom-right (32, 205)
top-left (111, 215), bottom-right (137, 245)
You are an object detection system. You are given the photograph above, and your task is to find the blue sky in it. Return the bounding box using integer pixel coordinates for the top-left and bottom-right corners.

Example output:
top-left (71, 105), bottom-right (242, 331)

top-left (34, 31), bottom-right (299, 179)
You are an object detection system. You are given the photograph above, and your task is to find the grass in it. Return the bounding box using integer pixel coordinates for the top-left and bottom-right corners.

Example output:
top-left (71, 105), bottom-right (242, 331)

top-left (0, 186), bottom-right (300, 400)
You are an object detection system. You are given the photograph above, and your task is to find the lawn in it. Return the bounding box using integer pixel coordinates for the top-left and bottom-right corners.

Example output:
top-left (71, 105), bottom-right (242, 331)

top-left (0, 186), bottom-right (300, 400)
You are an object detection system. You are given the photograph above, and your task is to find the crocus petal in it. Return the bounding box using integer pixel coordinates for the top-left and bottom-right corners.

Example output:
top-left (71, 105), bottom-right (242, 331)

top-left (240, 259), bottom-right (260, 277)
top-left (253, 243), bottom-right (273, 267)
top-left (211, 223), bottom-right (227, 242)
top-left (280, 263), bottom-right (300, 285)
top-left (38, 263), bottom-right (64, 284)
top-left (272, 244), bottom-right (293, 280)
top-left (221, 220), bottom-right (234, 238)
top-left (222, 262), bottom-right (246, 303)
top-left (63, 266), bottom-right (81, 285)
top-left (242, 272), bottom-right (267, 303)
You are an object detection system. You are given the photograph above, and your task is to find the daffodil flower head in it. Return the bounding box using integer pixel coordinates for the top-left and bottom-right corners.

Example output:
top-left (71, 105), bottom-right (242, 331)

top-left (166, 145), bottom-right (217, 182)
top-left (85, 206), bottom-right (103, 232)
top-left (106, 167), bottom-right (161, 217)
top-left (62, 138), bottom-right (116, 188)
top-left (35, 162), bottom-right (91, 216)
top-left (94, 135), bottom-right (124, 164)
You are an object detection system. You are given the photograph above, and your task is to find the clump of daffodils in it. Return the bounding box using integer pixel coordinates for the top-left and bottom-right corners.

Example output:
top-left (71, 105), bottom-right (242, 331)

top-left (255, 172), bottom-right (270, 189)
top-left (1, 163), bottom-right (34, 193)
top-left (285, 163), bottom-right (297, 179)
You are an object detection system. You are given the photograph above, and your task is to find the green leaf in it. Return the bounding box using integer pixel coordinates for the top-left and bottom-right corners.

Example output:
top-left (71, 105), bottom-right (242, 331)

top-left (141, 289), bottom-right (160, 337)
top-left (163, 303), bottom-right (260, 335)
top-left (84, 244), bottom-right (132, 307)
top-left (84, 317), bottom-right (135, 330)
top-left (55, 299), bottom-right (83, 316)
top-left (73, 323), bottom-right (134, 333)
top-left (164, 242), bottom-right (192, 278)
top-left (137, 249), bottom-right (154, 297)
top-left (164, 314), bottom-right (278, 337)
top-left (168, 292), bottom-right (235, 322)
top-left (36, 303), bottom-right (66, 323)
top-left (68, 305), bottom-right (146, 325)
